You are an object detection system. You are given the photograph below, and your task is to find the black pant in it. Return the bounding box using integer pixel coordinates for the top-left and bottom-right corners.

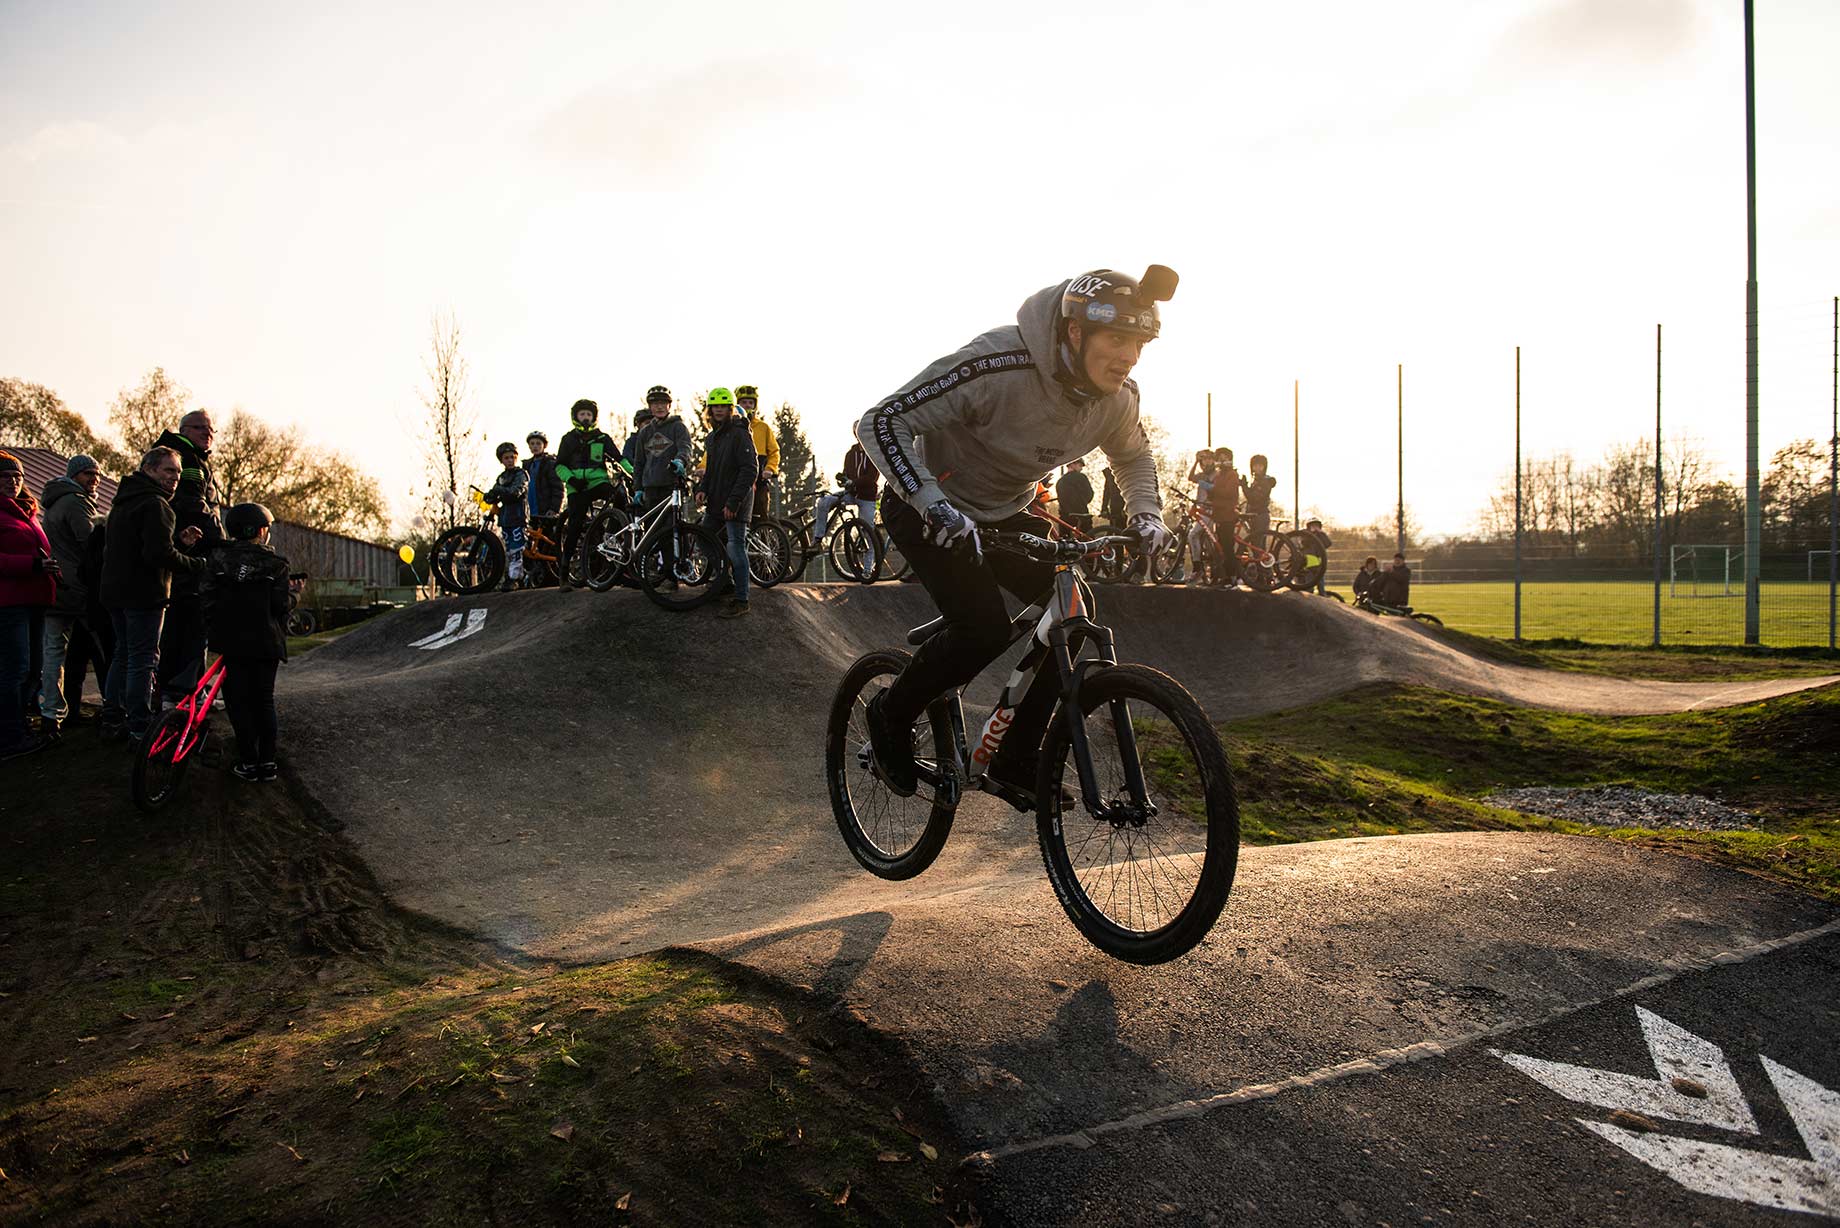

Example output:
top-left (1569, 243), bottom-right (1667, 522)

top-left (157, 595), bottom-right (206, 702)
top-left (222, 656), bottom-right (279, 765)
top-left (879, 496), bottom-right (1062, 767)
top-left (65, 616), bottom-right (106, 715)
top-left (560, 489), bottom-right (599, 578)
top-left (644, 486), bottom-right (677, 571)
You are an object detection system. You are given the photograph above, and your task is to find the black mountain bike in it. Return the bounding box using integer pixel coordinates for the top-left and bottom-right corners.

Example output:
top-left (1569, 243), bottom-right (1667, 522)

top-left (825, 531), bottom-right (1239, 965)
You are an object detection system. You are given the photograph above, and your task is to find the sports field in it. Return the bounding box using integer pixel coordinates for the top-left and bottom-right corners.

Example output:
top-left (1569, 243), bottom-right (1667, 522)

top-left (1329, 580), bottom-right (1839, 647)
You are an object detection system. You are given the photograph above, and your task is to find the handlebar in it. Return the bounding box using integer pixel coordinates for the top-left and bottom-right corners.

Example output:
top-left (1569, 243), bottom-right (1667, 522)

top-left (984, 530), bottom-right (1141, 563)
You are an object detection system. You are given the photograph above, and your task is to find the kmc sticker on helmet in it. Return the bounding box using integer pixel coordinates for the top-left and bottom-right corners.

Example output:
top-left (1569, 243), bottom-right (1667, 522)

top-left (1086, 302), bottom-right (1118, 323)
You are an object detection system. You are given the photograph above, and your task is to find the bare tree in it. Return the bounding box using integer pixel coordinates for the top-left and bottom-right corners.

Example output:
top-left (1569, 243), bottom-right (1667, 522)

top-left (108, 367), bottom-right (190, 453)
top-left (416, 313), bottom-right (482, 530)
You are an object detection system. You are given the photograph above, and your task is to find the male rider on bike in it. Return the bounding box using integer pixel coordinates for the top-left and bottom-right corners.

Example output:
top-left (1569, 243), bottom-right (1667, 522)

top-left (555, 399), bottom-right (619, 592)
top-left (856, 266), bottom-right (1176, 808)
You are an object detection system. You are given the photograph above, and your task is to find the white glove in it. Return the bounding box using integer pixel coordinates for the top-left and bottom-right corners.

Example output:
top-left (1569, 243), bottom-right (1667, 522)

top-left (1128, 511), bottom-right (1173, 556)
top-left (924, 499), bottom-right (981, 560)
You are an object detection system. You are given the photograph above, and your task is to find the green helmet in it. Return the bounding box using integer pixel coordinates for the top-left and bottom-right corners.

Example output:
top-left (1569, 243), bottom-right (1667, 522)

top-left (705, 387), bottom-right (735, 407)
top-left (734, 384), bottom-right (759, 402)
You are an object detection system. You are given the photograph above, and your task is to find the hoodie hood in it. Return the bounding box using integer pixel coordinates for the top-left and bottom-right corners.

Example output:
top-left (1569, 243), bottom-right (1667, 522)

top-left (115, 469), bottom-right (170, 509)
top-left (1015, 282), bottom-right (1076, 403)
top-left (156, 428), bottom-right (209, 461)
top-left (41, 476), bottom-right (89, 511)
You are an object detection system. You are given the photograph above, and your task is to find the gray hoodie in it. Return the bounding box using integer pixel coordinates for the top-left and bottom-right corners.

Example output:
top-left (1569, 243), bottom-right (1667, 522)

top-left (856, 281), bottom-right (1162, 524)
top-left (40, 476), bottom-right (100, 614)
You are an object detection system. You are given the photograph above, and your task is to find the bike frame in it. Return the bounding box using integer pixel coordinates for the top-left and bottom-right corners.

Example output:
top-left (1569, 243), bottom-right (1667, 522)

top-left (594, 483), bottom-right (687, 569)
top-left (909, 539), bottom-right (1152, 822)
top-left (148, 656), bottom-right (225, 767)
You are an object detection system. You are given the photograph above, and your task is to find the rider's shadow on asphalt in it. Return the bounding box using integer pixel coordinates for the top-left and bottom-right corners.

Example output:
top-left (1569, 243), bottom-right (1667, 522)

top-left (714, 910), bottom-right (895, 1001)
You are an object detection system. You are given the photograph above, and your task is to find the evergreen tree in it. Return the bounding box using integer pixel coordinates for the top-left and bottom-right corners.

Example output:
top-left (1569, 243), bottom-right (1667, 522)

top-left (772, 402), bottom-right (819, 506)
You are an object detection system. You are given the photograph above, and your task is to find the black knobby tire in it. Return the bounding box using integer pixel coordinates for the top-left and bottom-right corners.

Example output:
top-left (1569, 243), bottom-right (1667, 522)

top-left (1150, 534), bottom-right (1187, 585)
top-left (1237, 533), bottom-right (1284, 593)
top-left (829, 520), bottom-right (878, 584)
top-left (580, 506), bottom-right (635, 592)
top-left (1411, 611), bottom-right (1445, 627)
top-left (638, 520), bottom-right (726, 611)
top-left (826, 651), bottom-right (959, 879)
top-left (286, 606), bottom-right (318, 637)
top-left (432, 526), bottom-right (506, 595)
top-left (779, 520), bottom-right (814, 582)
top-left (1284, 531), bottom-right (1325, 591)
top-left (746, 518), bottom-right (793, 588)
top-left (1036, 663), bottom-right (1238, 965)
top-left (132, 709), bottom-right (197, 813)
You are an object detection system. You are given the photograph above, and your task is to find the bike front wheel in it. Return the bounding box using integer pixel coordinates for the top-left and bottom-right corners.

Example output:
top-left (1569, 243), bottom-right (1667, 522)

top-left (1150, 535), bottom-right (1187, 585)
top-left (828, 520), bottom-right (878, 584)
top-left (432, 526), bottom-right (506, 595)
top-left (746, 518), bottom-right (793, 588)
top-left (638, 521), bottom-right (726, 611)
top-left (579, 506), bottom-right (634, 592)
top-left (825, 651), bottom-right (959, 880)
top-left (1037, 663), bottom-right (1238, 965)
top-left (132, 709), bottom-right (198, 813)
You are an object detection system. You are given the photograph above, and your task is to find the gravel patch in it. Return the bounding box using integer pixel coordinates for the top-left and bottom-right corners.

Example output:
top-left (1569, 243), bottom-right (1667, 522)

top-left (1485, 785), bottom-right (1760, 832)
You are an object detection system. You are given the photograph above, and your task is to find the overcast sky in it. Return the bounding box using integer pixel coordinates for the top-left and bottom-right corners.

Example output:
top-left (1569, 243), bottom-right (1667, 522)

top-left (3, 0), bottom-right (1836, 534)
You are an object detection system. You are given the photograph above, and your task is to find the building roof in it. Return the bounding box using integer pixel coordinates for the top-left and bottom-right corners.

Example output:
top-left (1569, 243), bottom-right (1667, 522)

top-left (5, 446), bottom-right (122, 514)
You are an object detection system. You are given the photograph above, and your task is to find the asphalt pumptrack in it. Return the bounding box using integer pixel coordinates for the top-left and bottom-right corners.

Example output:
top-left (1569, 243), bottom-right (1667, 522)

top-left (282, 584), bottom-right (1840, 1227)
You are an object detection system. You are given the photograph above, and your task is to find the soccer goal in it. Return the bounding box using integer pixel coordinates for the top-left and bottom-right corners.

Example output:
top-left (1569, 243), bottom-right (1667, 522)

top-left (1669, 544), bottom-right (1744, 597)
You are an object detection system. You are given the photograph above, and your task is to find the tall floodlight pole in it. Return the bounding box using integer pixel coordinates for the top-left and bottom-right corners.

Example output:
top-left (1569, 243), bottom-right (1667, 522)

top-left (1396, 364), bottom-right (1405, 557)
top-left (1830, 295), bottom-right (1836, 649)
top-left (1206, 392), bottom-right (1212, 448)
top-left (1654, 325), bottom-right (1664, 647)
top-left (1293, 380), bottom-right (1300, 526)
top-left (1743, 0), bottom-right (1762, 643)
top-left (1515, 347), bottom-right (1522, 642)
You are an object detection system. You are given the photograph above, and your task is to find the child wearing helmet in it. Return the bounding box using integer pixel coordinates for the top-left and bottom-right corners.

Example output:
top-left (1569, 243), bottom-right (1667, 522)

top-left (555, 399), bottom-right (619, 591)
top-left (485, 442), bottom-right (530, 590)
top-left (1240, 453), bottom-right (1275, 544)
top-left (202, 502), bottom-right (299, 782)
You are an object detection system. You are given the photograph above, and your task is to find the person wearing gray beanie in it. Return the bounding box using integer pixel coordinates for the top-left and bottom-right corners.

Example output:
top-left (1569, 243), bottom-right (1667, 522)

top-left (65, 455), bottom-right (100, 480)
top-left (37, 453), bottom-right (109, 736)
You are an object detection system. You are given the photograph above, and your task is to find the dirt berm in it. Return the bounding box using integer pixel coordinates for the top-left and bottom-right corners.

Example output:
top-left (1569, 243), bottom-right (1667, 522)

top-left (280, 583), bottom-right (1833, 963)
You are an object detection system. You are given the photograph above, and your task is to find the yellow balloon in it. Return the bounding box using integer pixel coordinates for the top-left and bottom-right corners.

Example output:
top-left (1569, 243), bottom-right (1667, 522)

top-left (398, 545), bottom-right (415, 565)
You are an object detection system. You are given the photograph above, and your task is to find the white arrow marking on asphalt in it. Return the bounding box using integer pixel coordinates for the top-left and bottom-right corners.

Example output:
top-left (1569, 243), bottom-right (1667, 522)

top-left (407, 614), bottom-right (462, 648)
top-left (410, 609), bottom-right (488, 651)
top-left (1495, 1009), bottom-right (1840, 1218)
top-left (1493, 1006), bottom-right (1757, 1133)
top-left (1581, 1056), bottom-right (1840, 1217)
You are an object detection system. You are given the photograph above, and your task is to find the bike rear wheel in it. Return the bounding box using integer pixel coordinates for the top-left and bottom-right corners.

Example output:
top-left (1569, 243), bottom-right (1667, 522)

top-left (638, 521), bottom-right (726, 611)
top-left (132, 709), bottom-right (198, 813)
top-left (779, 520), bottom-right (814, 582)
top-left (579, 507), bottom-right (634, 592)
top-left (826, 651), bottom-right (959, 879)
top-left (1037, 663), bottom-right (1237, 965)
top-left (828, 520), bottom-right (878, 584)
top-left (432, 526), bottom-right (506, 594)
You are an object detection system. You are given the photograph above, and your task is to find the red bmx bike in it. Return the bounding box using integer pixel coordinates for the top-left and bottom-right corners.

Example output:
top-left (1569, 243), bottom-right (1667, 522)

top-left (132, 656), bottom-right (225, 813)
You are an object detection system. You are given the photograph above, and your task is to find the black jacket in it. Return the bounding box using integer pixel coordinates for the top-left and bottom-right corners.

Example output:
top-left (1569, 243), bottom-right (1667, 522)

top-left (203, 540), bottom-right (291, 661)
top-left (1352, 566), bottom-right (1381, 599)
top-left (699, 416), bottom-right (759, 523)
top-left (1375, 564), bottom-right (1411, 606)
top-left (1241, 472), bottom-right (1275, 514)
top-left (485, 466), bottom-right (529, 527)
top-left (556, 425), bottom-right (619, 494)
top-left (153, 430), bottom-right (223, 596)
top-left (524, 453), bottom-right (565, 517)
top-left (1055, 470), bottom-right (1093, 518)
top-left (101, 471), bottom-right (206, 610)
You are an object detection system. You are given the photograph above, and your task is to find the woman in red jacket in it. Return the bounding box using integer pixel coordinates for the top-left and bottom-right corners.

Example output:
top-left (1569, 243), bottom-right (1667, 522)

top-left (0, 451), bottom-right (61, 759)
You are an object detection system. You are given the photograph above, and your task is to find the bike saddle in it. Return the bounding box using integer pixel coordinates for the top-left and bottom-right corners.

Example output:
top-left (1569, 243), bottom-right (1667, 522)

top-left (906, 615), bottom-right (947, 646)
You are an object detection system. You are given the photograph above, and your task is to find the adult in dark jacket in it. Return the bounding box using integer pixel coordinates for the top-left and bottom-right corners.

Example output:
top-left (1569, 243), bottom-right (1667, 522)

top-left (1, 451), bottom-right (60, 759)
top-left (1374, 554), bottom-right (1411, 607)
top-left (102, 448), bottom-right (205, 739)
top-left (38, 455), bottom-right (107, 734)
top-left (1055, 458), bottom-right (1094, 533)
top-left (1351, 556), bottom-right (1381, 602)
top-left (699, 389), bottom-right (759, 618)
top-left (204, 503), bottom-right (296, 780)
top-left (631, 387), bottom-right (694, 578)
top-left (153, 411), bottom-right (223, 706)
top-left (554, 399), bottom-right (619, 591)
top-left (522, 431), bottom-right (565, 519)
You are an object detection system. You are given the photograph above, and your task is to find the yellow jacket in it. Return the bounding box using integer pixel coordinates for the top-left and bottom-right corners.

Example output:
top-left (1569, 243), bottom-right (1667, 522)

top-left (749, 414), bottom-right (780, 476)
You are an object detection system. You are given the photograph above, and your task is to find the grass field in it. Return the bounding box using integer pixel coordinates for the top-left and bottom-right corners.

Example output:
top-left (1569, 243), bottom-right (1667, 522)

top-left (1328, 579), bottom-right (1839, 647)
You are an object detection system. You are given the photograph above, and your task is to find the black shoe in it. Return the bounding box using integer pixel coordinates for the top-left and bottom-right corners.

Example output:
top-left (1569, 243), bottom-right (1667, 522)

top-left (231, 762), bottom-right (261, 782)
top-left (258, 762), bottom-right (279, 782)
top-left (864, 691), bottom-right (917, 797)
top-left (38, 717), bottom-right (62, 742)
top-left (717, 599), bottom-right (751, 619)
